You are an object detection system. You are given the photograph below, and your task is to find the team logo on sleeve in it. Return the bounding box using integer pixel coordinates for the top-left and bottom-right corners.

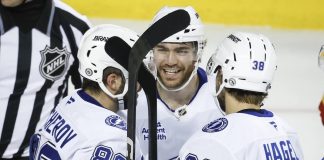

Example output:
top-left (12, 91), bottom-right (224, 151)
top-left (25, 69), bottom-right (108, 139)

top-left (105, 115), bottom-right (127, 131)
top-left (39, 46), bottom-right (70, 81)
top-left (202, 118), bottom-right (228, 133)
top-left (185, 153), bottom-right (198, 160)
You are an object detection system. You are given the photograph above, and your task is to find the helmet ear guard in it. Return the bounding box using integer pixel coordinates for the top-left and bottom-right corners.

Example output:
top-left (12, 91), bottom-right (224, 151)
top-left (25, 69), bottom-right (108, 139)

top-left (207, 32), bottom-right (277, 95)
top-left (77, 24), bottom-right (139, 99)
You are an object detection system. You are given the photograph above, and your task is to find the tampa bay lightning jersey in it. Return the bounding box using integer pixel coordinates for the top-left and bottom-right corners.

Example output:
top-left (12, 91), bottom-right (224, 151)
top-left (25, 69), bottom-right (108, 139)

top-left (178, 109), bottom-right (304, 160)
top-left (29, 90), bottom-right (129, 160)
top-left (136, 68), bottom-right (224, 159)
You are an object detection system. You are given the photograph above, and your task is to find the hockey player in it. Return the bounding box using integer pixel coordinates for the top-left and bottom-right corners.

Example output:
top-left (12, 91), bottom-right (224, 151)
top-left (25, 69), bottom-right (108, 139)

top-left (136, 6), bottom-right (224, 159)
top-left (178, 32), bottom-right (304, 160)
top-left (318, 45), bottom-right (324, 126)
top-left (29, 24), bottom-right (142, 160)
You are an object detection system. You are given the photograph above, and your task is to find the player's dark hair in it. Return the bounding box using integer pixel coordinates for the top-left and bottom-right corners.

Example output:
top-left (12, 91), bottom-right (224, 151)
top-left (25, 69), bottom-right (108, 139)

top-left (192, 41), bottom-right (198, 54)
top-left (153, 41), bottom-right (198, 54)
top-left (82, 67), bottom-right (125, 94)
top-left (216, 68), bottom-right (267, 106)
top-left (225, 88), bottom-right (268, 106)
top-left (180, 41), bottom-right (198, 55)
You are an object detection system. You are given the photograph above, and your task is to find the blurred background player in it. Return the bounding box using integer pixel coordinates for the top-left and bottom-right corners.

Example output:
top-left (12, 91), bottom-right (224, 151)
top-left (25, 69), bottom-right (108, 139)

top-left (178, 32), bottom-right (304, 159)
top-left (0, 0), bottom-right (90, 159)
top-left (136, 6), bottom-right (224, 159)
top-left (29, 24), bottom-right (144, 159)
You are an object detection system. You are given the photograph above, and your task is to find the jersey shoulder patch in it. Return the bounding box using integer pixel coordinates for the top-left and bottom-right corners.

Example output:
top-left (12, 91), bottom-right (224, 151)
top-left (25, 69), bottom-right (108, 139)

top-left (202, 117), bottom-right (228, 133)
top-left (105, 115), bottom-right (127, 131)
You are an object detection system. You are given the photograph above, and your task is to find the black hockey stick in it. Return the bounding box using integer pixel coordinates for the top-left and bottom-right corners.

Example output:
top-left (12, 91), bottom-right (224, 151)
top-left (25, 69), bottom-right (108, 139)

top-left (105, 38), bottom-right (157, 159)
top-left (105, 9), bottom-right (190, 160)
top-left (128, 10), bottom-right (190, 160)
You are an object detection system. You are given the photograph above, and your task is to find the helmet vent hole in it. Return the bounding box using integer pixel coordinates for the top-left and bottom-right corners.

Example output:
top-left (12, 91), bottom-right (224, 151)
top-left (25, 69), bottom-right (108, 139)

top-left (192, 29), bottom-right (196, 31)
top-left (239, 78), bottom-right (246, 80)
top-left (225, 59), bottom-right (229, 64)
top-left (263, 44), bottom-right (267, 50)
top-left (91, 63), bottom-right (96, 67)
top-left (224, 79), bottom-right (228, 83)
top-left (195, 13), bottom-right (199, 18)
top-left (87, 50), bottom-right (91, 57)
top-left (91, 46), bottom-right (97, 48)
top-left (231, 67), bottom-right (234, 70)
top-left (176, 37), bottom-right (180, 40)
top-left (130, 38), bottom-right (135, 42)
top-left (264, 53), bottom-right (267, 61)
top-left (250, 51), bottom-right (252, 59)
top-left (233, 52), bottom-right (236, 61)
top-left (184, 29), bottom-right (190, 33)
top-left (94, 70), bottom-right (97, 73)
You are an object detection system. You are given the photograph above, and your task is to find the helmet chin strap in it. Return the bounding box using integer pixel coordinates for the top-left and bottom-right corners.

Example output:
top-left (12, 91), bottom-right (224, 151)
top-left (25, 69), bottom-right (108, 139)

top-left (214, 70), bottom-right (226, 97)
top-left (157, 64), bottom-right (198, 92)
top-left (98, 81), bottom-right (128, 99)
top-left (213, 70), bottom-right (227, 114)
top-left (117, 97), bottom-right (126, 110)
top-left (212, 94), bottom-right (226, 116)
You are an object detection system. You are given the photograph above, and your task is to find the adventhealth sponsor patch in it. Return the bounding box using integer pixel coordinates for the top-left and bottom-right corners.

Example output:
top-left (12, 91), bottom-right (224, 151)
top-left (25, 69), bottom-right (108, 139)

top-left (105, 115), bottom-right (127, 131)
top-left (202, 118), bottom-right (228, 133)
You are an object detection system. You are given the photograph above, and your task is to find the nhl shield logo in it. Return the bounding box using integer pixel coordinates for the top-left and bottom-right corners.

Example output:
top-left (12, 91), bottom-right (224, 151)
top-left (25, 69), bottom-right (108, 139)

top-left (39, 46), bottom-right (70, 81)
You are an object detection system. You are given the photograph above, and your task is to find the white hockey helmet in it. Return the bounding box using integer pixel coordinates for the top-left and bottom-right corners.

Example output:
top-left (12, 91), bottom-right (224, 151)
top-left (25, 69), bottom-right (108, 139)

top-left (78, 24), bottom-right (138, 99)
top-left (151, 6), bottom-right (206, 61)
top-left (206, 32), bottom-right (277, 95)
top-left (151, 6), bottom-right (207, 91)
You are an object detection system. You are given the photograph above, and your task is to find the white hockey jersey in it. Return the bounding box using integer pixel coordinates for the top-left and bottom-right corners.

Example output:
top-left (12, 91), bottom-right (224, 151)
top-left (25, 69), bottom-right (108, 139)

top-left (136, 68), bottom-right (224, 159)
top-left (29, 90), bottom-right (128, 160)
top-left (178, 109), bottom-right (304, 160)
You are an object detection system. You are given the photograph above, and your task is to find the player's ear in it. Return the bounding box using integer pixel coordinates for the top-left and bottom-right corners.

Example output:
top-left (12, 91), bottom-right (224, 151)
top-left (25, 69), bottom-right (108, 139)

top-left (105, 73), bottom-right (120, 93)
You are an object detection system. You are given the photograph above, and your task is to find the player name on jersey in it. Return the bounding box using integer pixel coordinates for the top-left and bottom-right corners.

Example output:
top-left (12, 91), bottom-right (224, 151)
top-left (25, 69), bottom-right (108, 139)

top-left (43, 111), bottom-right (77, 148)
top-left (263, 140), bottom-right (299, 160)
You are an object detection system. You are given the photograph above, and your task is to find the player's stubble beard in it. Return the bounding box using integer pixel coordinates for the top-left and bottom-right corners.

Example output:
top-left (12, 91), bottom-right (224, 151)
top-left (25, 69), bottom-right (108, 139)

top-left (217, 90), bottom-right (226, 112)
top-left (157, 61), bottom-right (195, 90)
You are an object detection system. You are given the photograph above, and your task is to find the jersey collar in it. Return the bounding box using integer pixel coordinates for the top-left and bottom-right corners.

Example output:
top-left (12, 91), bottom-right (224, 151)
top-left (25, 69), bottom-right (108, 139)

top-left (238, 109), bottom-right (274, 117)
top-left (77, 90), bottom-right (105, 109)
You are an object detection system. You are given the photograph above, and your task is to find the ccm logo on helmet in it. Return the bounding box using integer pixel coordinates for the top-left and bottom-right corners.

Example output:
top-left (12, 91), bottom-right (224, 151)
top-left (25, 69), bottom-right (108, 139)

top-left (92, 36), bottom-right (109, 41)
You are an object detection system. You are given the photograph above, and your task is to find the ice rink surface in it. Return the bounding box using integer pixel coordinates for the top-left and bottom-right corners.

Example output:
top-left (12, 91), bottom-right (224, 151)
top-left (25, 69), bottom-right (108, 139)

top-left (90, 18), bottom-right (324, 159)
